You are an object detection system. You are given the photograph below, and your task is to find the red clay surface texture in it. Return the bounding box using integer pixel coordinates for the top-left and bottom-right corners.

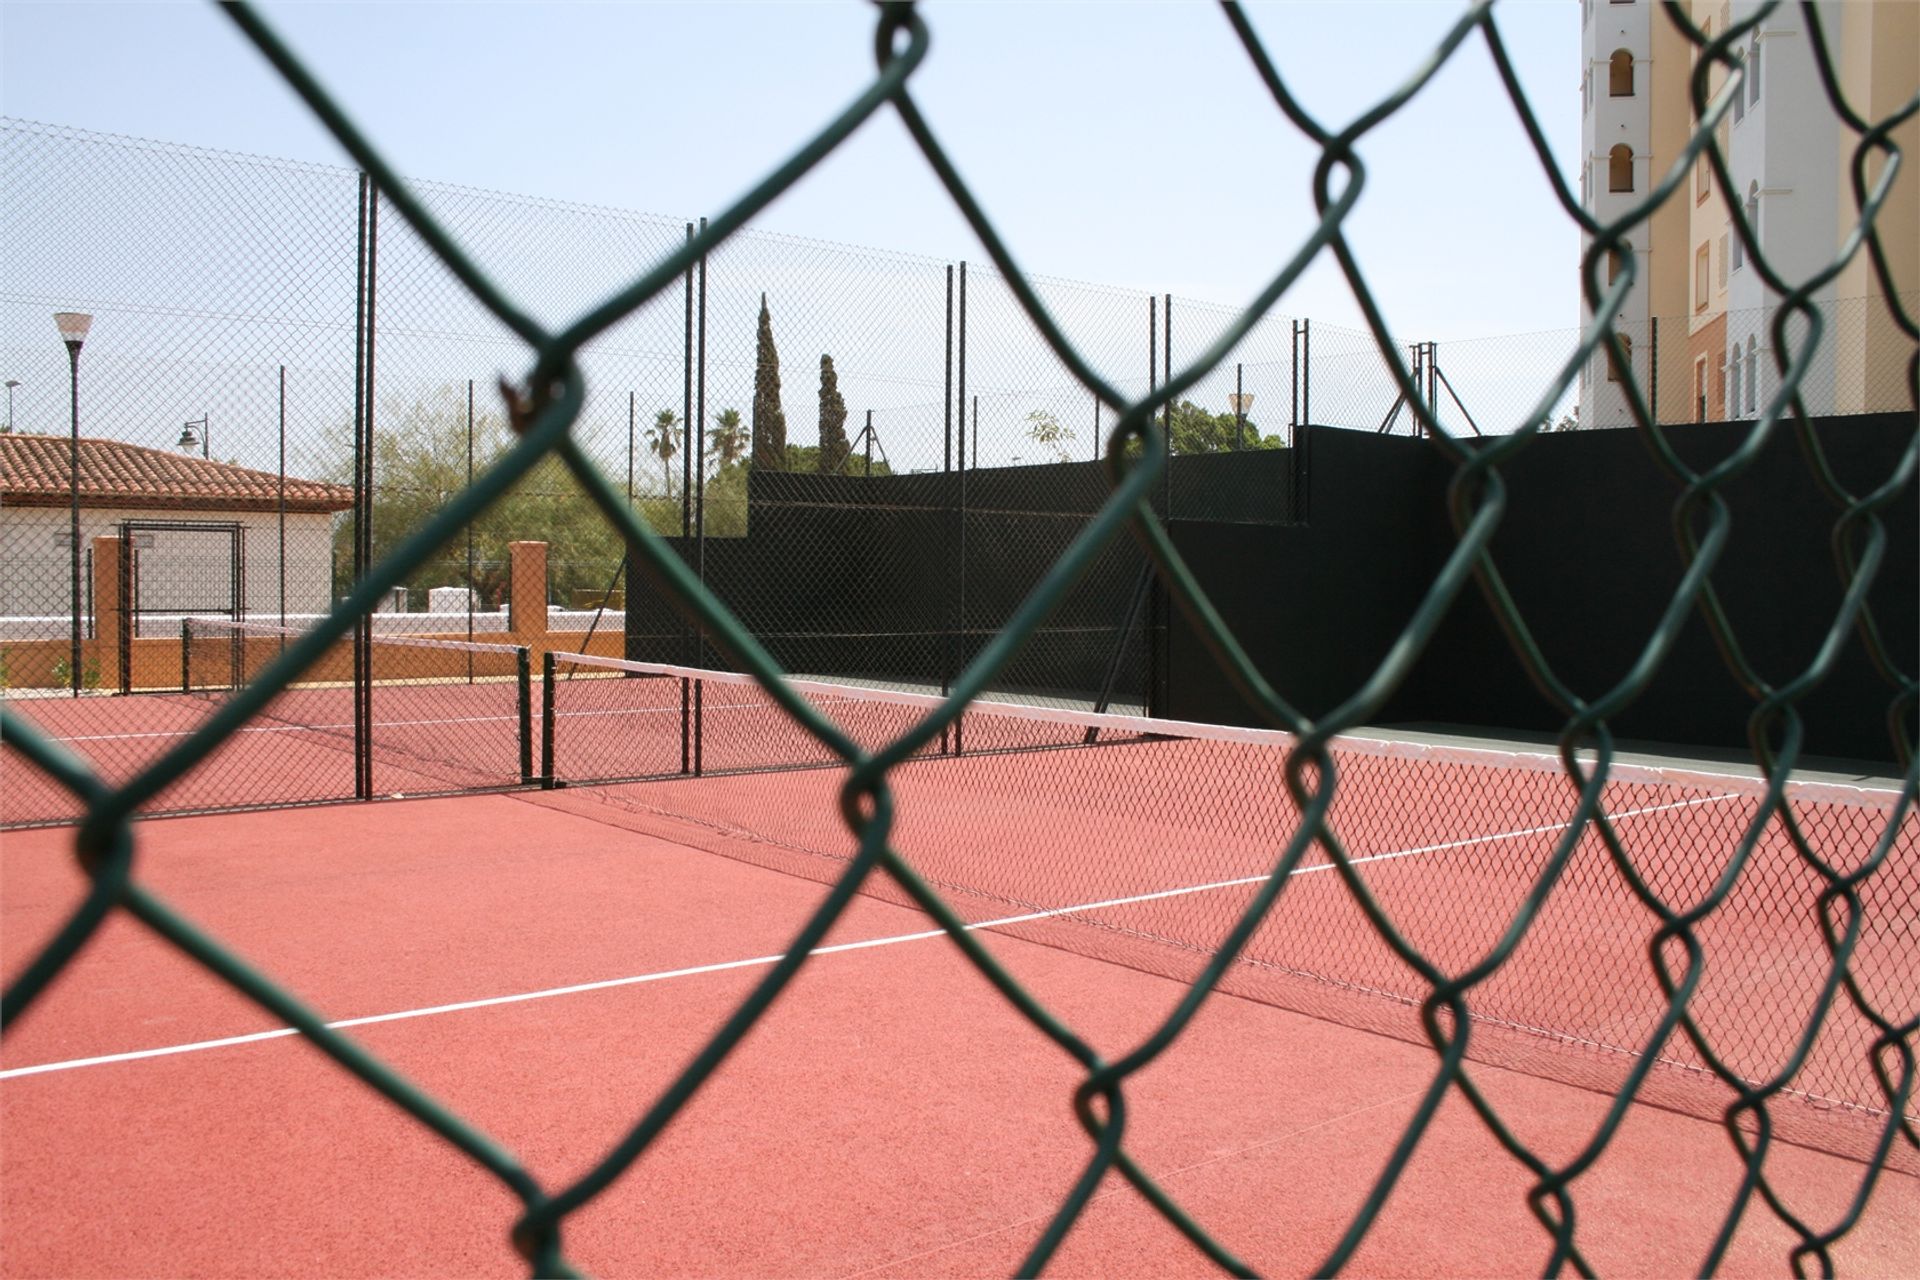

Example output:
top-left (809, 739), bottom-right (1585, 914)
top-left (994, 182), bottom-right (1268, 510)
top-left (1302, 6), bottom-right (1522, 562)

top-left (3, 792), bottom-right (1916, 1277)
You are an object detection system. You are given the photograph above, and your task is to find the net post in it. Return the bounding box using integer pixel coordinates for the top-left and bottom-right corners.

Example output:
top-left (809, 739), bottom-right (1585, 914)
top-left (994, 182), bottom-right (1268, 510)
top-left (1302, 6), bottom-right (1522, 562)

top-left (693, 677), bottom-right (704, 777)
top-left (518, 646), bottom-right (534, 785)
top-left (540, 650), bottom-right (557, 789)
top-left (680, 676), bottom-right (691, 775)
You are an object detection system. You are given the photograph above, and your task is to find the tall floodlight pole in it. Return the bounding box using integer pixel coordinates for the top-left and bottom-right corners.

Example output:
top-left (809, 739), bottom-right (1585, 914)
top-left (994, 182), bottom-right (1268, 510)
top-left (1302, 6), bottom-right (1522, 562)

top-left (55, 312), bottom-right (94, 696)
top-left (3, 380), bottom-right (18, 431)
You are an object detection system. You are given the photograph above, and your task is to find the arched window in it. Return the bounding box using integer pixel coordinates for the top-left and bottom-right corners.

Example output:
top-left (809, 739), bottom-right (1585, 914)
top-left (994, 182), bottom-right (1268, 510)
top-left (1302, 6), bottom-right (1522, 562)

top-left (1746, 183), bottom-right (1760, 247)
top-left (1749, 40), bottom-right (1761, 105)
top-left (1745, 335), bottom-right (1759, 408)
top-left (1609, 144), bottom-right (1634, 192)
top-left (1729, 344), bottom-right (1743, 415)
top-left (1610, 50), bottom-right (1634, 96)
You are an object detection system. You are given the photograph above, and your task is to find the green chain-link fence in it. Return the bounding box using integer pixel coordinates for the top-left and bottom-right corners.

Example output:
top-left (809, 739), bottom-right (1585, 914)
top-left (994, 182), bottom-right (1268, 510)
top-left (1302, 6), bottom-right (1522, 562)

top-left (4, 2), bottom-right (1916, 1274)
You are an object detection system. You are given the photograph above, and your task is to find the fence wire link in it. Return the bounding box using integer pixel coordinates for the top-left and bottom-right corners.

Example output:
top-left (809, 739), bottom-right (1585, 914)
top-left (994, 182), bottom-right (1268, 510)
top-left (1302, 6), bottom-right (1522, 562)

top-left (3, 1), bottom-right (1916, 1275)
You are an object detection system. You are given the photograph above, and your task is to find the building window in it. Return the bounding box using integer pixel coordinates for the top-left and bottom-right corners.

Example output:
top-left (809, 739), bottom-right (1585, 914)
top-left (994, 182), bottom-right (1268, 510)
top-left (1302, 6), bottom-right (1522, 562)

top-left (1749, 41), bottom-right (1761, 106)
top-left (1696, 243), bottom-right (1710, 312)
top-left (1609, 334), bottom-right (1633, 382)
top-left (1610, 50), bottom-right (1634, 96)
top-left (1610, 144), bottom-right (1634, 192)
top-left (1746, 335), bottom-right (1759, 408)
top-left (1695, 357), bottom-right (1709, 423)
top-left (1746, 183), bottom-right (1760, 248)
top-left (1696, 151), bottom-right (1711, 201)
top-left (1734, 53), bottom-right (1747, 123)
top-left (1730, 344), bottom-right (1743, 415)
top-left (1607, 245), bottom-right (1626, 284)
top-left (1715, 351), bottom-right (1727, 419)
top-left (1718, 233), bottom-right (1728, 289)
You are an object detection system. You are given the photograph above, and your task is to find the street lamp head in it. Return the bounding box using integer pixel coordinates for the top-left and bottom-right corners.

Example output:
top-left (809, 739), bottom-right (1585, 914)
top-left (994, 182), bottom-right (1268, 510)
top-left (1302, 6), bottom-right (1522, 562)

top-left (4, 380), bottom-right (19, 390)
top-left (53, 312), bottom-right (94, 348)
top-left (177, 423), bottom-right (200, 453)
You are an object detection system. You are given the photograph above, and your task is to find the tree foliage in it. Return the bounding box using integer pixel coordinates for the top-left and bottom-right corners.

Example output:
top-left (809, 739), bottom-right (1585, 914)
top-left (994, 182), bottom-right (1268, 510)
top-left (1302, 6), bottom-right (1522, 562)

top-left (1120, 400), bottom-right (1286, 457)
top-left (816, 354), bottom-right (850, 474)
top-left (751, 294), bottom-right (787, 471)
top-left (329, 385), bottom-right (692, 610)
top-left (1024, 409), bottom-right (1077, 462)
top-left (708, 407), bottom-right (747, 468)
top-left (646, 407), bottom-right (680, 497)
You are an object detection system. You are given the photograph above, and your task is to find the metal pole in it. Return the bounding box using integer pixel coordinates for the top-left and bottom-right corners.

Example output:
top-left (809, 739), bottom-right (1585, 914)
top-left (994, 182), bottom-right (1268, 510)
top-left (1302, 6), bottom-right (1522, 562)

top-left (626, 391), bottom-right (635, 505)
top-left (1649, 316), bottom-right (1659, 427)
top-left (1302, 318), bottom-right (1311, 428)
top-left (695, 215), bottom-right (708, 672)
top-left (351, 173), bottom-right (367, 797)
top-left (864, 409), bottom-right (874, 476)
top-left (1290, 320), bottom-right (1299, 441)
top-left (954, 261), bottom-right (967, 756)
top-left (460, 379), bottom-right (468, 679)
top-left (1094, 396), bottom-right (1101, 463)
top-left (278, 365), bottom-right (287, 637)
top-left (682, 222), bottom-right (694, 536)
top-left (1235, 362), bottom-right (1244, 451)
top-left (941, 264), bottom-right (954, 752)
top-left (66, 341), bottom-right (82, 696)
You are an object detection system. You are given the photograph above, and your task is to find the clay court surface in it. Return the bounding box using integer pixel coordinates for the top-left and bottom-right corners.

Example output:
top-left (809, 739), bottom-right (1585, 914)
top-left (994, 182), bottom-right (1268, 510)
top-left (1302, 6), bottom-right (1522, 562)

top-left (4, 789), bottom-right (1914, 1277)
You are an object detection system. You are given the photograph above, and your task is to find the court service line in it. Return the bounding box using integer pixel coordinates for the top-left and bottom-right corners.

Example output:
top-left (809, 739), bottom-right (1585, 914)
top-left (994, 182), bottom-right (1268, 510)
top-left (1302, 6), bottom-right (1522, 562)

top-left (0, 791), bottom-right (1738, 1081)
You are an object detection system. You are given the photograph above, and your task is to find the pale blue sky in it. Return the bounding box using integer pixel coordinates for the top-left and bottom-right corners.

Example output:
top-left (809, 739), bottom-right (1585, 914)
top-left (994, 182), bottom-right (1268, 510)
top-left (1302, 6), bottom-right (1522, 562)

top-left (2, 1), bottom-right (1583, 345)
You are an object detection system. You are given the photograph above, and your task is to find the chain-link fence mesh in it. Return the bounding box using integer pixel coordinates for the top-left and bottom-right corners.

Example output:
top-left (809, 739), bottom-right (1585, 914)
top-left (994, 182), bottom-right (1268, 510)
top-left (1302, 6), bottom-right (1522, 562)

top-left (3, 1), bottom-right (1917, 1274)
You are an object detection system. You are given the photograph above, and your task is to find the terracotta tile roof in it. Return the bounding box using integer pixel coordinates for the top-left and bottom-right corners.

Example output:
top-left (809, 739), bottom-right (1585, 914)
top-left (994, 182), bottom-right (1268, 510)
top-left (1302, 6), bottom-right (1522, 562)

top-left (0, 434), bottom-right (353, 513)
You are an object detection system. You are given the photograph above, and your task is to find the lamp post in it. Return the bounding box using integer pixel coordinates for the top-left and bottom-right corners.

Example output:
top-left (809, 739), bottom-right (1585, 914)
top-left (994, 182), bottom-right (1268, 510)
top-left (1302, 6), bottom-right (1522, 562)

top-left (1228, 384), bottom-right (1255, 453)
top-left (178, 415), bottom-right (210, 457)
top-left (3, 380), bottom-right (18, 432)
top-left (55, 311), bottom-right (93, 696)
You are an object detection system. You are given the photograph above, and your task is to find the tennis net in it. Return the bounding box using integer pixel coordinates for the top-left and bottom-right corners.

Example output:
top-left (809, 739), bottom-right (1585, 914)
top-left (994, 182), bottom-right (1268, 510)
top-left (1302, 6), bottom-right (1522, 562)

top-left (185, 618), bottom-right (534, 801)
top-left (539, 649), bottom-right (1918, 1152)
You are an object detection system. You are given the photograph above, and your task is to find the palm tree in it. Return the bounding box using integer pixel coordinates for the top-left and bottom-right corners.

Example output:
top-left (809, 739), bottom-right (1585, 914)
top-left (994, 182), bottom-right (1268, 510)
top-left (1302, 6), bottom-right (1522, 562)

top-left (646, 408), bottom-right (680, 497)
top-left (707, 407), bottom-right (747, 470)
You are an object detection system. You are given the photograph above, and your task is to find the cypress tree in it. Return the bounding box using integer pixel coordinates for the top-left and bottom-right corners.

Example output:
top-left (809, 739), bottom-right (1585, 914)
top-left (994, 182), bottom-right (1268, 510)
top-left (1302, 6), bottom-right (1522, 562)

top-left (817, 353), bottom-right (850, 474)
top-left (751, 293), bottom-right (787, 470)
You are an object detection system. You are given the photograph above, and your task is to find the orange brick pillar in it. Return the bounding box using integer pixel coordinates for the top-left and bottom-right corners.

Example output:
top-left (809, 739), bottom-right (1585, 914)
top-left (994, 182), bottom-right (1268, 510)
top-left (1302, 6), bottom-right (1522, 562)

top-left (90, 535), bottom-right (123, 692)
top-left (507, 540), bottom-right (548, 652)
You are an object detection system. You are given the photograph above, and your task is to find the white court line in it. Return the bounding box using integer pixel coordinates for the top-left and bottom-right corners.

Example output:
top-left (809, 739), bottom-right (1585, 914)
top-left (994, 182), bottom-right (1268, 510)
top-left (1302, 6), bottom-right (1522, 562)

top-left (0, 791), bottom-right (1738, 1081)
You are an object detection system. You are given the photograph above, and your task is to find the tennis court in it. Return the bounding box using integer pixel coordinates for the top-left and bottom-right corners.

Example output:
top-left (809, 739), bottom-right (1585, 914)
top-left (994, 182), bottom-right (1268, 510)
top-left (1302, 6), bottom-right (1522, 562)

top-left (4, 787), bottom-right (1913, 1276)
top-left (6, 0), bottom-right (1918, 1273)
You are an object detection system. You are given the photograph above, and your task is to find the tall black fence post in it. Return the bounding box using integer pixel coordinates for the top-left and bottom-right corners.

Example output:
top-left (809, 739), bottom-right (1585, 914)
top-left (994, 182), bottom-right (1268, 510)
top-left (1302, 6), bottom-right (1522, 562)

top-left (351, 173), bottom-right (371, 800)
top-left (941, 264), bottom-right (955, 754)
top-left (465, 379), bottom-right (476, 679)
top-left (954, 261), bottom-right (968, 754)
top-left (694, 216), bottom-right (708, 763)
top-left (277, 364), bottom-right (287, 634)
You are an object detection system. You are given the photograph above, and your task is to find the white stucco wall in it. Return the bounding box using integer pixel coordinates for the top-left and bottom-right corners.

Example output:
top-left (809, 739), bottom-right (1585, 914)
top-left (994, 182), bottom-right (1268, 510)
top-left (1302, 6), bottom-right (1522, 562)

top-left (0, 504), bottom-right (339, 637)
top-left (1579, 0), bottom-right (1656, 428)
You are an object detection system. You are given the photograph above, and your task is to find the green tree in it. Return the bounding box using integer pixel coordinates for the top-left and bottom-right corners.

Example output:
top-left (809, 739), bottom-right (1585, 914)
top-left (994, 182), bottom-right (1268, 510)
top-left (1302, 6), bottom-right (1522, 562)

top-left (1025, 409), bottom-right (1077, 462)
top-left (646, 408), bottom-right (680, 497)
top-left (323, 385), bottom-right (663, 611)
top-left (816, 354), bottom-right (850, 474)
top-left (708, 406), bottom-right (747, 470)
top-left (1120, 400), bottom-right (1284, 459)
top-left (786, 443), bottom-right (892, 477)
top-left (751, 294), bottom-right (787, 471)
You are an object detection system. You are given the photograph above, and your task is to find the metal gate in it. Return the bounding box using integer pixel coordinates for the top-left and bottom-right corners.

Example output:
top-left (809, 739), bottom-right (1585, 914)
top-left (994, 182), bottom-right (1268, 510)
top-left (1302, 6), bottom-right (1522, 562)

top-left (117, 520), bottom-right (244, 694)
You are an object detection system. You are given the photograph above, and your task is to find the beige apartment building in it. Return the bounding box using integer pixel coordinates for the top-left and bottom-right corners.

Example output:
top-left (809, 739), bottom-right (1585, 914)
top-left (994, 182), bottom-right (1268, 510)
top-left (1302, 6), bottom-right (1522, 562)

top-left (1577, 0), bottom-right (1917, 428)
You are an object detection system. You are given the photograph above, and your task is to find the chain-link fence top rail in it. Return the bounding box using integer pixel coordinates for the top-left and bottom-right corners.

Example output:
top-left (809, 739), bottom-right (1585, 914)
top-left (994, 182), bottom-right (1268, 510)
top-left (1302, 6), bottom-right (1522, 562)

top-left (3, 1), bottom-right (1916, 1274)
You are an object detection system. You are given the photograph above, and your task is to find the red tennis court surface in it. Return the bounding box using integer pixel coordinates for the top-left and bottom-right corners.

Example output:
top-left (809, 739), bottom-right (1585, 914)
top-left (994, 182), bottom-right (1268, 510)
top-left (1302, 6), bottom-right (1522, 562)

top-left (4, 789), bottom-right (1914, 1276)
